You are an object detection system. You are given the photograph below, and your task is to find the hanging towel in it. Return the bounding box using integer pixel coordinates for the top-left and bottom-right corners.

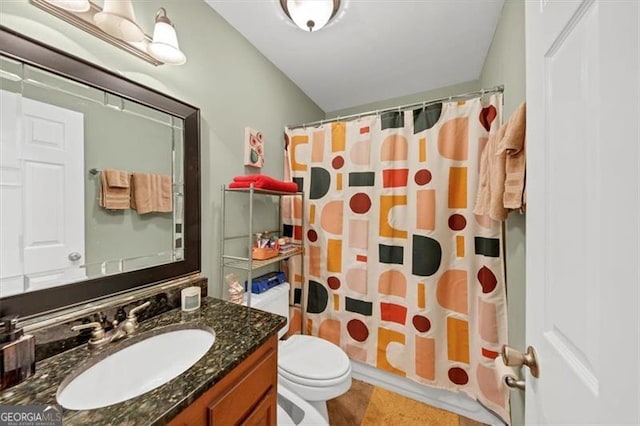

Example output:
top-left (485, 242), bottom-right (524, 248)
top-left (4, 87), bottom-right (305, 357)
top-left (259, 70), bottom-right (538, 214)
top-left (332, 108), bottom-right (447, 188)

top-left (474, 102), bottom-right (527, 221)
top-left (497, 102), bottom-right (526, 210)
top-left (99, 168), bottom-right (130, 210)
top-left (474, 125), bottom-right (508, 221)
top-left (229, 174), bottom-right (298, 193)
top-left (131, 173), bottom-right (173, 214)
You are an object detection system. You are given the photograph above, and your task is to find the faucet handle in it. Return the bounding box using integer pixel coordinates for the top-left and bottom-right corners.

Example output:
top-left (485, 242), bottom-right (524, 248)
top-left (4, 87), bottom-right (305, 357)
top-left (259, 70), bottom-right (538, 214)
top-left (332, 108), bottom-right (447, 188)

top-left (127, 301), bottom-right (151, 320)
top-left (0, 315), bottom-right (19, 332)
top-left (0, 315), bottom-right (23, 343)
top-left (71, 322), bottom-right (105, 341)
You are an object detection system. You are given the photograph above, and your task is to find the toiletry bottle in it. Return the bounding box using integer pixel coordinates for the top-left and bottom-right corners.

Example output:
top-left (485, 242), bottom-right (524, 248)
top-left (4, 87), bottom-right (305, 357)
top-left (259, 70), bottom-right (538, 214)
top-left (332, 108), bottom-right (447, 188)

top-left (0, 317), bottom-right (35, 390)
top-left (181, 286), bottom-right (201, 312)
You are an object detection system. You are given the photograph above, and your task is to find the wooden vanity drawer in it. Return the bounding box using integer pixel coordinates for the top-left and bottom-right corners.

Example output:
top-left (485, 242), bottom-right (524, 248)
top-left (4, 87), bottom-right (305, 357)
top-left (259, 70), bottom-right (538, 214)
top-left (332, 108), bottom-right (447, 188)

top-left (168, 335), bottom-right (277, 426)
top-left (208, 340), bottom-right (277, 425)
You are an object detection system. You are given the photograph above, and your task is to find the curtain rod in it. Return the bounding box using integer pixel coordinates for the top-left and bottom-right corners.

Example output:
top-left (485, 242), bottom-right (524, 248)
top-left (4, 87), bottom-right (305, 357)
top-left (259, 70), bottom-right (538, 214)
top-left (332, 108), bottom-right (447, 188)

top-left (287, 85), bottom-right (504, 130)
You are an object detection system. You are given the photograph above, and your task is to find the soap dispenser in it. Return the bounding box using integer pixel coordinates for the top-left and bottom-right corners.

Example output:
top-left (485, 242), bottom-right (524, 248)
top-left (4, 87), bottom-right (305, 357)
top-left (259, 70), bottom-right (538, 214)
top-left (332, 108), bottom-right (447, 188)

top-left (0, 317), bottom-right (35, 390)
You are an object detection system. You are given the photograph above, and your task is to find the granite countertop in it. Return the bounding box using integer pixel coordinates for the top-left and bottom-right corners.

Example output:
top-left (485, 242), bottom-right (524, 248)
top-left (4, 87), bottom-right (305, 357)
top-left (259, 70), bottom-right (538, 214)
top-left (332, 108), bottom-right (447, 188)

top-left (0, 297), bottom-right (286, 425)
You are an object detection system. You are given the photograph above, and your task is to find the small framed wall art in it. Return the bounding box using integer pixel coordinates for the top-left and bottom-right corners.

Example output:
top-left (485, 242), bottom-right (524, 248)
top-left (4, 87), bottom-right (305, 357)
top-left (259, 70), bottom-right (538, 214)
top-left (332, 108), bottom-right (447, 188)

top-left (244, 127), bottom-right (264, 168)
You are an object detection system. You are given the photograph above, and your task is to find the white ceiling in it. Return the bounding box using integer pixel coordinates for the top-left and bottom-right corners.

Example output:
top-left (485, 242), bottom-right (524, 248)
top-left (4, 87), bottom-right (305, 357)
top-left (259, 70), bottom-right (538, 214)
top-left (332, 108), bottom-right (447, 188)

top-left (205, 0), bottom-right (504, 112)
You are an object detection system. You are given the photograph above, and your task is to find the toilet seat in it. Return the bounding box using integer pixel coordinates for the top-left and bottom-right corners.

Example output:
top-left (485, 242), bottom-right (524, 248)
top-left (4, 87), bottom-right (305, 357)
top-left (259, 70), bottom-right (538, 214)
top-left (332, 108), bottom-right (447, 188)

top-left (278, 335), bottom-right (351, 379)
top-left (278, 335), bottom-right (352, 402)
top-left (279, 364), bottom-right (351, 388)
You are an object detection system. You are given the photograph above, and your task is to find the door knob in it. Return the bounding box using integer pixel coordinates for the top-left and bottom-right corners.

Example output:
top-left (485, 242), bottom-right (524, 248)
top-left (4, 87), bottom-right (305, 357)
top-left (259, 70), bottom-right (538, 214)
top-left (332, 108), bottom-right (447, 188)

top-left (68, 252), bottom-right (82, 262)
top-left (501, 344), bottom-right (540, 378)
top-left (504, 375), bottom-right (526, 391)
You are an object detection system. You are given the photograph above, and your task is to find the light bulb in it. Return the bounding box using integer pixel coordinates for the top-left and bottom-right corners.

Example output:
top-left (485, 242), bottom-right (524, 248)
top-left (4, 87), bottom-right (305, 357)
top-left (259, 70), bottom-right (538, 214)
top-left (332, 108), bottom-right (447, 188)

top-left (286, 0), bottom-right (335, 32)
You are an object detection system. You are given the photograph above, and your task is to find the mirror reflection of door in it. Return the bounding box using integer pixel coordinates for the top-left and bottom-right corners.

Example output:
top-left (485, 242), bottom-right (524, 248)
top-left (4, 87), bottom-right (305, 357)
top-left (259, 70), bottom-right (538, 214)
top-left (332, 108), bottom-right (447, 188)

top-left (0, 89), bottom-right (85, 297)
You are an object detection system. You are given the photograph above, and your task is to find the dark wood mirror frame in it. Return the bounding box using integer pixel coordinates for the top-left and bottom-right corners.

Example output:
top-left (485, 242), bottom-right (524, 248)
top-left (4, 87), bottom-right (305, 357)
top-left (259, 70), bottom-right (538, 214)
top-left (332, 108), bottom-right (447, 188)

top-left (0, 26), bottom-right (201, 318)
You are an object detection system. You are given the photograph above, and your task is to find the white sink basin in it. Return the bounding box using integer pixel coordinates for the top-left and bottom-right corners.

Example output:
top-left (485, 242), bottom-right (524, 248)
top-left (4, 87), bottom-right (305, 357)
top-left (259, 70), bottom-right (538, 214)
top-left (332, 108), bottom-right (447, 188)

top-left (57, 326), bottom-right (215, 410)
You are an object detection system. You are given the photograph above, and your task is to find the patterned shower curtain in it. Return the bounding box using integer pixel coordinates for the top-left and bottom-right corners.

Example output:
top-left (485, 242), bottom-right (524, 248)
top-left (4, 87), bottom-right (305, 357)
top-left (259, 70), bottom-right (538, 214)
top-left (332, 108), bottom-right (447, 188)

top-left (283, 94), bottom-right (509, 422)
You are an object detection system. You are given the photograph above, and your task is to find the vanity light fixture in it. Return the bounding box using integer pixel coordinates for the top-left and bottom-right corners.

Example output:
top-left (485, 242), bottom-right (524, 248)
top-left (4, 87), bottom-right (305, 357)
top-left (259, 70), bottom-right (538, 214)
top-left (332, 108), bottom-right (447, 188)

top-left (30, 0), bottom-right (187, 66)
top-left (42, 0), bottom-right (90, 13)
top-left (148, 8), bottom-right (186, 65)
top-left (280, 0), bottom-right (341, 32)
top-left (94, 0), bottom-right (145, 43)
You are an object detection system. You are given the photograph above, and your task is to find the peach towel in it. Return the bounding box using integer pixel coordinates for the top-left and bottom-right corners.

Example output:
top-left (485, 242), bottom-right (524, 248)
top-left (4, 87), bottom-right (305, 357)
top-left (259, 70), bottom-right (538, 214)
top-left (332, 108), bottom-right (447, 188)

top-left (498, 103), bottom-right (526, 210)
top-left (131, 173), bottom-right (173, 214)
top-left (474, 102), bottom-right (526, 221)
top-left (99, 168), bottom-right (130, 210)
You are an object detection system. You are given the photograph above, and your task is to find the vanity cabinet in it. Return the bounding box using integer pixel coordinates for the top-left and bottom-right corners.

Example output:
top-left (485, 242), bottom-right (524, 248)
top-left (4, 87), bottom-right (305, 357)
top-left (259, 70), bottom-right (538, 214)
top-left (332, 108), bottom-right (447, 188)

top-left (168, 335), bottom-right (278, 426)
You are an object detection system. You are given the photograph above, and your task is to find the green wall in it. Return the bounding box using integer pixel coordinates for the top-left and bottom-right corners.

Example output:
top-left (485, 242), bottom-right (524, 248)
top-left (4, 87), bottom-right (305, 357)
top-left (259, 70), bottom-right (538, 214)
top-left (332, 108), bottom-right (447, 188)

top-left (0, 0), bottom-right (324, 297)
top-left (479, 1), bottom-right (526, 424)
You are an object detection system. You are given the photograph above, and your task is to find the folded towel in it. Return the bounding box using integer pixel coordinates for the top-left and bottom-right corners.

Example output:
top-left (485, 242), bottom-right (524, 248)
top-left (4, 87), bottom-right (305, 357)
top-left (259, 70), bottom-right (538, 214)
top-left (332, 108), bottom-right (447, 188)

top-left (229, 174), bottom-right (298, 193)
top-left (104, 169), bottom-right (129, 188)
top-left (232, 174), bottom-right (278, 183)
top-left (473, 102), bottom-right (527, 221)
top-left (131, 173), bottom-right (173, 214)
top-left (157, 174), bottom-right (172, 212)
top-left (497, 102), bottom-right (526, 210)
top-left (99, 168), bottom-right (130, 210)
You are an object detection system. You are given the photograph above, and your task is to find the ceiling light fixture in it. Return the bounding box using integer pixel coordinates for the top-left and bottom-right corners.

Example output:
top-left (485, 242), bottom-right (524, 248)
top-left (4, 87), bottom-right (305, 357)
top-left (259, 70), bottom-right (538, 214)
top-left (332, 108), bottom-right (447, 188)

top-left (43, 0), bottom-right (90, 13)
top-left (280, 0), bottom-right (341, 32)
top-left (148, 8), bottom-right (186, 65)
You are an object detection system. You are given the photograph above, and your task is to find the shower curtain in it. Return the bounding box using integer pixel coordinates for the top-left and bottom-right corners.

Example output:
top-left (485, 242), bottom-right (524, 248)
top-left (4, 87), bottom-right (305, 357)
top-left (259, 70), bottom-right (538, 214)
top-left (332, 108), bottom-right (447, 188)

top-left (283, 94), bottom-right (509, 422)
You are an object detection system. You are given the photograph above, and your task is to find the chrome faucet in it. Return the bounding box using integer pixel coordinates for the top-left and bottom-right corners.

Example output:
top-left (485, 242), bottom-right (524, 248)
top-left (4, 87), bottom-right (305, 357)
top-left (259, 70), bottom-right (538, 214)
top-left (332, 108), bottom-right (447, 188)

top-left (72, 302), bottom-right (150, 350)
top-left (113, 301), bottom-right (151, 336)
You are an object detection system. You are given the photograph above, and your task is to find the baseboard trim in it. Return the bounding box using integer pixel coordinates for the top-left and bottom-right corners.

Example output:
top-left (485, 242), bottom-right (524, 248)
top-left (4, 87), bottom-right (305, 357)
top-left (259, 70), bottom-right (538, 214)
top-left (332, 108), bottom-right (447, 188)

top-left (350, 360), bottom-right (504, 425)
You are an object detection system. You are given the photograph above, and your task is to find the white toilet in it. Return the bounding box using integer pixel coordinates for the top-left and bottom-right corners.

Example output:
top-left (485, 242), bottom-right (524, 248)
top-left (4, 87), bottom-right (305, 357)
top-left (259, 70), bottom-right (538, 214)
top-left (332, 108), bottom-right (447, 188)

top-left (277, 384), bottom-right (326, 425)
top-left (248, 283), bottom-right (352, 425)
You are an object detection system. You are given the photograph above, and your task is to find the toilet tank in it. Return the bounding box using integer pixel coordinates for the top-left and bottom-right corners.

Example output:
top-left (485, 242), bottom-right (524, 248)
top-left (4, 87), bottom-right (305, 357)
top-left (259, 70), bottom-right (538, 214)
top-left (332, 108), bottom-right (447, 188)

top-left (247, 282), bottom-right (290, 338)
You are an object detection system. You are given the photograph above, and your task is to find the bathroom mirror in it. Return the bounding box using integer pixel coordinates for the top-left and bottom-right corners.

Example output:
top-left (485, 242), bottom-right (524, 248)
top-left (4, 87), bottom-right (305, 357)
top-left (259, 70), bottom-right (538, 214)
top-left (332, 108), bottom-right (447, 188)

top-left (0, 27), bottom-right (200, 317)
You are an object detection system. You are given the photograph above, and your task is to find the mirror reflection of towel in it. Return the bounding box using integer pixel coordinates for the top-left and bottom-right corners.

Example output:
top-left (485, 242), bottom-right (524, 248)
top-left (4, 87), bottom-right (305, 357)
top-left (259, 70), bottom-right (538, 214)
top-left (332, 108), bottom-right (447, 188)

top-left (131, 173), bottom-right (173, 214)
top-left (99, 168), bottom-right (130, 210)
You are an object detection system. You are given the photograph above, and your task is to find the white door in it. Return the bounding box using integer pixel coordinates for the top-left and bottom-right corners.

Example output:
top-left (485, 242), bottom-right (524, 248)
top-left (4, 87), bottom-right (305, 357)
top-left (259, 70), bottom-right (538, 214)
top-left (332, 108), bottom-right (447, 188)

top-left (0, 90), bottom-right (86, 296)
top-left (526, 1), bottom-right (639, 424)
top-left (0, 90), bottom-right (24, 297)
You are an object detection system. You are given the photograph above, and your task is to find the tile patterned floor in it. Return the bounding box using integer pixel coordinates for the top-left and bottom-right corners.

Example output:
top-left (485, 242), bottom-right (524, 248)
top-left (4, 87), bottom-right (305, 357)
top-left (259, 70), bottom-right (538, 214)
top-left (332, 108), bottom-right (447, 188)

top-left (327, 379), bottom-right (488, 426)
